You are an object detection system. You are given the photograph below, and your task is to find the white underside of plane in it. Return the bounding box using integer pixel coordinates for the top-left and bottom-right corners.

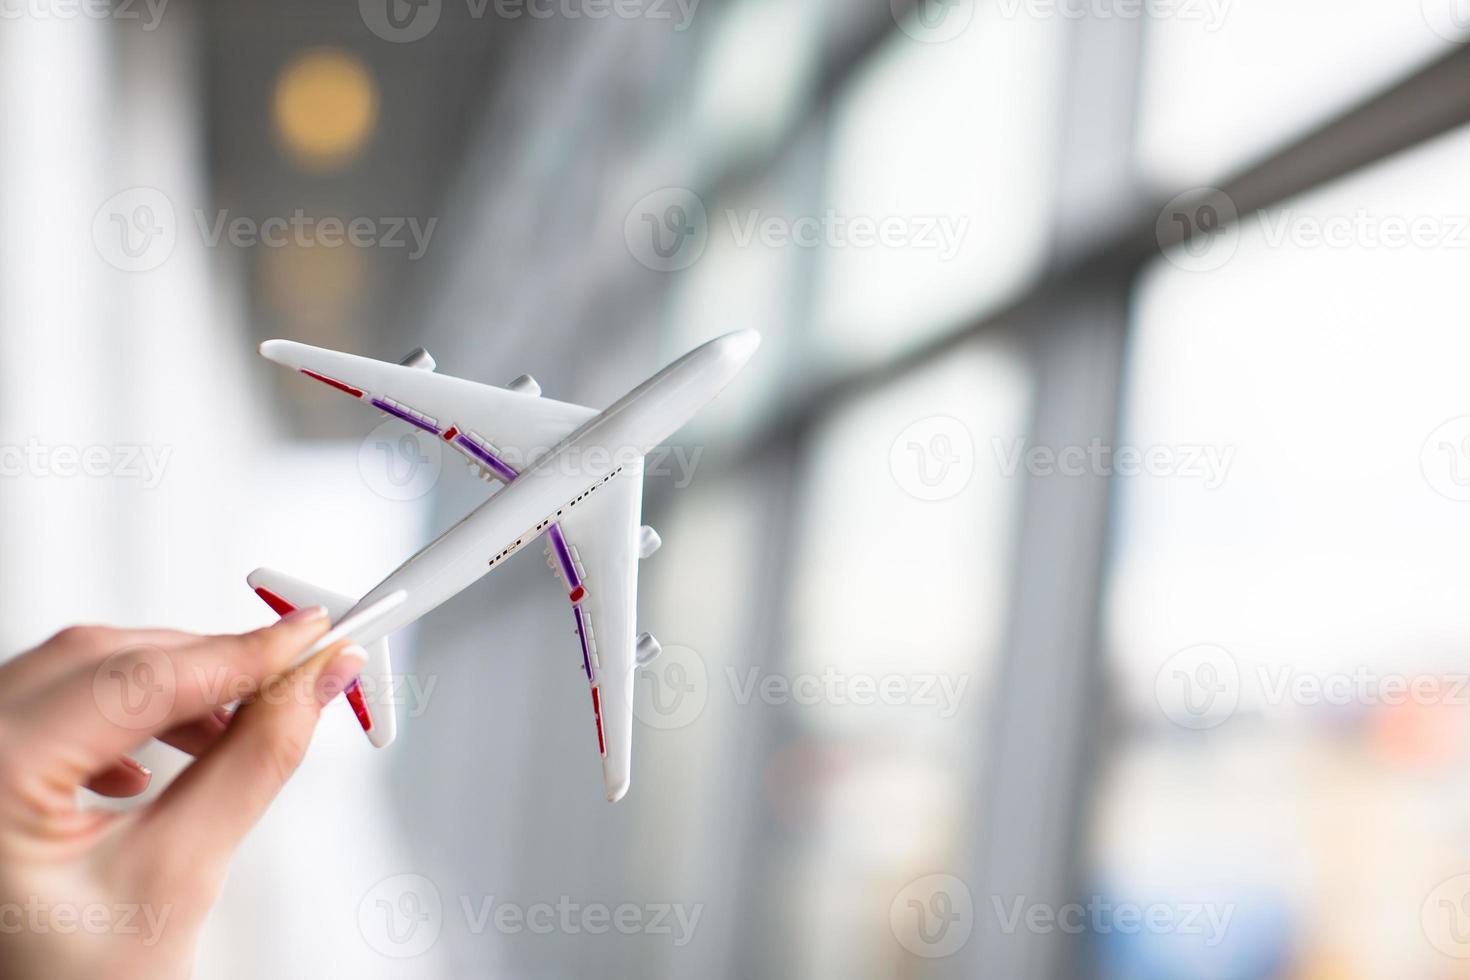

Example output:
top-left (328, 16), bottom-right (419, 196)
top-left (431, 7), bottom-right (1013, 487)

top-left (247, 330), bottom-right (760, 802)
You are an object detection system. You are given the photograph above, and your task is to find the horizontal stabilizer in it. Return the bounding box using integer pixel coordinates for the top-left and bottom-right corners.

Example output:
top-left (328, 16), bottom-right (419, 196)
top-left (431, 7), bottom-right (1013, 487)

top-left (246, 568), bottom-right (398, 748)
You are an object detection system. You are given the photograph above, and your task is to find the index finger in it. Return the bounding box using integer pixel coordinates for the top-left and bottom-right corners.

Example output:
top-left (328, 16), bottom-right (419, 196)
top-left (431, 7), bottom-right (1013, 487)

top-left (11, 608), bottom-right (330, 782)
top-left (0, 627), bottom-right (201, 710)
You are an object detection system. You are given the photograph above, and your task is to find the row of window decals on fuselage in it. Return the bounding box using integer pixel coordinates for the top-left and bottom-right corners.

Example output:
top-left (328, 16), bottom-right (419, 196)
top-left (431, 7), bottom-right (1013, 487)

top-left (485, 464), bottom-right (626, 571)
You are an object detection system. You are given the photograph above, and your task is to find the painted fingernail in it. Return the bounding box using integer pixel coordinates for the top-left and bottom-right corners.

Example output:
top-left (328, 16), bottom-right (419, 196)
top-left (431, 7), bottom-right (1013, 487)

top-left (315, 644), bottom-right (367, 706)
top-left (280, 605), bottom-right (328, 625)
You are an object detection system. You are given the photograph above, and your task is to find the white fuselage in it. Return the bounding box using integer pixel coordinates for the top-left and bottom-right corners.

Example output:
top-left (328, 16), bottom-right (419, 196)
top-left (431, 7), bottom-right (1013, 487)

top-left (337, 330), bottom-right (758, 642)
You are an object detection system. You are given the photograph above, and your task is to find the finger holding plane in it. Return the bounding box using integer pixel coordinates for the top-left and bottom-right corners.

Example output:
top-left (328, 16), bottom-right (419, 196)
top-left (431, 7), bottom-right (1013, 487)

top-left (10, 608), bottom-right (331, 783)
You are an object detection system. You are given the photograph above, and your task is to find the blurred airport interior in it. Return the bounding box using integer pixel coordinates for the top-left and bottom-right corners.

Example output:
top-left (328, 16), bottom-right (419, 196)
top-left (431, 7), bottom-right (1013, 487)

top-left (3, 0), bottom-right (1470, 977)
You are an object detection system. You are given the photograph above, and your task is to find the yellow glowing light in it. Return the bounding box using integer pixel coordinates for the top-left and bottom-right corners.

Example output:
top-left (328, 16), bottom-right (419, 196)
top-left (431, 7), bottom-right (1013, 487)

top-left (272, 48), bottom-right (379, 171)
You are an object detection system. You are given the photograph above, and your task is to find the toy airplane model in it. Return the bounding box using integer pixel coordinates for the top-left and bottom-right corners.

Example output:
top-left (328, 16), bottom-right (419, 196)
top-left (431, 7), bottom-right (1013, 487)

top-left (246, 330), bottom-right (759, 801)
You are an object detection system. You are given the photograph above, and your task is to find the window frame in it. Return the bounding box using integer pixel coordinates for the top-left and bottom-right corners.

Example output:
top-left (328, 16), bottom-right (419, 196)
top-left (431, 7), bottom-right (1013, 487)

top-left (670, 14), bottom-right (1470, 980)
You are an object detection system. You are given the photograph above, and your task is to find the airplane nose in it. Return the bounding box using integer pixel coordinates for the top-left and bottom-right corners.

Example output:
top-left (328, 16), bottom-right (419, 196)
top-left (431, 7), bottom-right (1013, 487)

top-left (719, 329), bottom-right (761, 365)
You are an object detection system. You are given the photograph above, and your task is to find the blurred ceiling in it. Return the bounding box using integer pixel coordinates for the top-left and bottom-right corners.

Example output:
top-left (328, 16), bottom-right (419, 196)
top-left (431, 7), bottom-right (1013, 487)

top-left (199, 0), bottom-right (507, 431)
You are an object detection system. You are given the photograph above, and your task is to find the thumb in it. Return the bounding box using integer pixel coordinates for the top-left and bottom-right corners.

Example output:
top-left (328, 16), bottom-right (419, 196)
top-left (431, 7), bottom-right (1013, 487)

top-left (133, 640), bottom-right (366, 864)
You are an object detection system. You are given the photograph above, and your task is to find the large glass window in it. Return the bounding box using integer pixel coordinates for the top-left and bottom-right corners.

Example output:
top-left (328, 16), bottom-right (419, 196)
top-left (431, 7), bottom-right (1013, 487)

top-left (751, 340), bottom-right (1032, 978)
top-left (688, 0), bottom-right (825, 178)
top-left (632, 469), bottom-right (773, 979)
top-left (661, 147), bottom-right (812, 444)
top-left (1137, 0), bottom-right (1459, 188)
top-left (1092, 123), bottom-right (1470, 977)
top-left (811, 6), bottom-right (1068, 368)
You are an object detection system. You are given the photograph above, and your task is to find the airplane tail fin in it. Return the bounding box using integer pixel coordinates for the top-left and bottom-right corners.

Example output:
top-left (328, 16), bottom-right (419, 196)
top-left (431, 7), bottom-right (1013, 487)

top-left (246, 567), bottom-right (398, 748)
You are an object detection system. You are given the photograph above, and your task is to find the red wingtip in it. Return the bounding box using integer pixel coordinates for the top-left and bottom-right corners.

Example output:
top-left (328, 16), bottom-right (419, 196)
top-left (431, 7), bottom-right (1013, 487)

top-left (301, 368), bottom-right (364, 398)
top-left (569, 585), bottom-right (586, 604)
top-left (254, 586), bottom-right (296, 617)
top-left (591, 686), bottom-right (606, 757)
top-left (345, 680), bottom-right (374, 732)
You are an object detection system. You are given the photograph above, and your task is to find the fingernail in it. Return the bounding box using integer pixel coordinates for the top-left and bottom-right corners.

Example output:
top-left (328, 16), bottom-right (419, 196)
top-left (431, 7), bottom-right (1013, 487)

top-left (315, 644), bottom-right (367, 706)
top-left (213, 707), bottom-right (234, 727)
top-left (122, 756), bottom-right (152, 778)
top-left (281, 605), bottom-right (328, 625)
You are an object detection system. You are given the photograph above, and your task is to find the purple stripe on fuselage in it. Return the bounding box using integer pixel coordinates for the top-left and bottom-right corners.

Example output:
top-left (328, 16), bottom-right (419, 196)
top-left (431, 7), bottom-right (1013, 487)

top-left (371, 398), bottom-right (440, 435)
top-left (547, 523), bottom-right (580, 589)
top-left (455, 435), bottom-right (519, 483)
top-left (573, 604), bottom-right (592, 679)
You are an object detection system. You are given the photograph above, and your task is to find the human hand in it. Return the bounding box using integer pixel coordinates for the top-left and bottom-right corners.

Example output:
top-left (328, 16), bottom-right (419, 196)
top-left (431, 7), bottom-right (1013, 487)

top-left (0, 610), bottom-right (364, 980)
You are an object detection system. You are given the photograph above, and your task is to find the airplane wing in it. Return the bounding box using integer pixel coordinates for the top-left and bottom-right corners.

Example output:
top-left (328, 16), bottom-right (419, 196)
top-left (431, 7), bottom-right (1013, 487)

top-left (261, 340), bottom-right (598, 480)
top-left (246, 567), bottom-right (397, 748)
top-left (544, 461), bottom-right (648, 802)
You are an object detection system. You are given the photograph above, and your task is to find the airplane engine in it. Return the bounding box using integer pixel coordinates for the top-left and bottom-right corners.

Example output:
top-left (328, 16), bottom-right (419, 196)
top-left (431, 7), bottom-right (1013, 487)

top-left (399, 347), bottom-right (436, 370)
top-left (636, 632), bottom-right (662, 666)
top-left (507, 374), bottom-right (542, 396)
